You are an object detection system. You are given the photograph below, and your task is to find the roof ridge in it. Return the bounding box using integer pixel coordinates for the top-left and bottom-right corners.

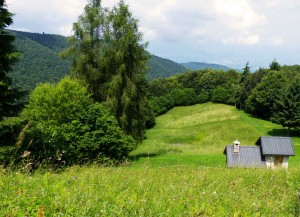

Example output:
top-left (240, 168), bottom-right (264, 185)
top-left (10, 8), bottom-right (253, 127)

top-left (260, 136), bottom-right (292, 139)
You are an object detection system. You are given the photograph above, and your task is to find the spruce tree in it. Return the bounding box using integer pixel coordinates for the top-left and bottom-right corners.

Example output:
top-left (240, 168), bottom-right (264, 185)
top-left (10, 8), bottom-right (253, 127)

top-left (0, 0), bottom-right (24, 120)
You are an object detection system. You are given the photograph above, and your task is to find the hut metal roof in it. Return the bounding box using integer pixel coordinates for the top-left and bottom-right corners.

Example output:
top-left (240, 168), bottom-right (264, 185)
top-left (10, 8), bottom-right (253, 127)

top-left (224, 146), bottom-right (264, 168)
top-left (255, 136), bottom-right (295, 156)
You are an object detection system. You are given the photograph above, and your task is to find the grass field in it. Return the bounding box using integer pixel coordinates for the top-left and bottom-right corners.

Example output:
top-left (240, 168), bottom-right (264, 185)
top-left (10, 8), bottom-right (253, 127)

top-left (1, 103), bottom-right (300, 216)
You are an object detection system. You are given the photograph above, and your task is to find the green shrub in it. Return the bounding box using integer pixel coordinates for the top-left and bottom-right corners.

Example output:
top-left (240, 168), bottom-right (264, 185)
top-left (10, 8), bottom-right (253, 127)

top-left (13, 77), bottom-right (135, 168)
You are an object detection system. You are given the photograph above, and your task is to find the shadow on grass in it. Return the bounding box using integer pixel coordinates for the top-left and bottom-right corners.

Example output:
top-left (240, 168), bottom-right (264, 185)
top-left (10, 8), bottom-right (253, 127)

top-left (268, 128), bottom-right (300, 137)
top-left (129, 149), bottom-right (182, 161)
top-left (129, 149), bottom-right (168, 161)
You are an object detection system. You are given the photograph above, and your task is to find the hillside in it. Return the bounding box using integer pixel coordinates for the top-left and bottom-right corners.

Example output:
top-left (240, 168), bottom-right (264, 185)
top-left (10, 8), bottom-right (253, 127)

top-left (9, 31), bottom-right (188, 91)
top-left (131, 103), bottom-right (300, 167)
top-left (146, 55), bottom-right (187, 80)
top-left (10, 30), bottom-right (71, 91)
top-left (181, 61), bottom-right (231, 71)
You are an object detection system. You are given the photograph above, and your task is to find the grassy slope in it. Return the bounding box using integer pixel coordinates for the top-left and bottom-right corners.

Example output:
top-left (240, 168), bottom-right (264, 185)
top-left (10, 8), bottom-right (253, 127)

top-left (1, 103), bottom-right (300, 216)
top-left (131, 103), bottom-right (300, 167)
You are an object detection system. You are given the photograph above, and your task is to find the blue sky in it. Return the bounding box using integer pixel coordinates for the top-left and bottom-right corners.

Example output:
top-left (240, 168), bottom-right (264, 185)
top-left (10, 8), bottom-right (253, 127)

top-left (6, 0), bottom-right (300, 70)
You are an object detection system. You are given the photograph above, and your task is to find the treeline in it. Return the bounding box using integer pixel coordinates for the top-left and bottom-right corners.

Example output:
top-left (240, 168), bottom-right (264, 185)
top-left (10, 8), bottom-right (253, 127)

top-left (148, 62), bottom-right (300, 132)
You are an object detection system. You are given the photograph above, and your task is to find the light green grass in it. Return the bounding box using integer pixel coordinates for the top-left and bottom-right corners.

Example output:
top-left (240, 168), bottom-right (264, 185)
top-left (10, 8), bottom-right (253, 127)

top-left (1, 166), bottom-right (300, 216)
top-left (130, 103), bottom-right (300, 167)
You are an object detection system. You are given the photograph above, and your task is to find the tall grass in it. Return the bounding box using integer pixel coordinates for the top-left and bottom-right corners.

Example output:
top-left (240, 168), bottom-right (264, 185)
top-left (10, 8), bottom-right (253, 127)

top-left (1, 166), bottom-right (300, 216)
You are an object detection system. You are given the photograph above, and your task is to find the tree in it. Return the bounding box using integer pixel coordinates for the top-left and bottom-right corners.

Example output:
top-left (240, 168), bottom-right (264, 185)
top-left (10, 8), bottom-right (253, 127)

top-left (104, 1), bottom-right (150, 140)
top-left (269, 59), bottom-right (281, 71)
top-left (245, 70), bottom-right (286, 119)
top-left (16, 77), bottom-right (134, 167)
top-left (60, 0), bottom-right (108, 101)
top-left (61, 0), bottom-right (150, 141)
top-left (271, 76), bottom-right (300, 134)
top-left (0, 0), bottom-right (24, 119)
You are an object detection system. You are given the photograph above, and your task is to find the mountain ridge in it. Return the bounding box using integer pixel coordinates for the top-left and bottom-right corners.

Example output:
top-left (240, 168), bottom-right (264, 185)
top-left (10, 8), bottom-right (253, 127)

top-left (9, 30), bottom-right (234, 91)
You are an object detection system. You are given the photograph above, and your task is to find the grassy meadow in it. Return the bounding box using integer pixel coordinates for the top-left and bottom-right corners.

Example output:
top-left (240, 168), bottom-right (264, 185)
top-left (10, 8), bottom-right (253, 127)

top-left (1, 103), bottom-right (300, 216)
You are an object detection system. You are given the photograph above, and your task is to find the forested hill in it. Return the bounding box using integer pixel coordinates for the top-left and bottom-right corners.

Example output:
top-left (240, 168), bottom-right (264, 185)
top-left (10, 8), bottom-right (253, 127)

top-left (10, 30), bottom-right (71, 91)
top-left (181, 62), bottom-right (231, 71)
top-left (9, 30), bottom-right (231, 91)
top-left (146, 55), bottom-right (187, 80)
top-left (9, 30), bottom-right (189, 90)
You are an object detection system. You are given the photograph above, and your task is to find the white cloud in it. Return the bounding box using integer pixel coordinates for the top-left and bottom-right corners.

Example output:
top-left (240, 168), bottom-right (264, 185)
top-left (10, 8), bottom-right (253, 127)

top-left (223, 32), bottom-right (260, 45)
top-left (213, 0), bottom-right (267, 29)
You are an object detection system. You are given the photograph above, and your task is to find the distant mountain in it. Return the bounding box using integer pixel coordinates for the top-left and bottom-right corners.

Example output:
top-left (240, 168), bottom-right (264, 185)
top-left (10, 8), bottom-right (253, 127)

top-left (146, 55), bottom-right (187, 80)
top-left (9, 30), bottom-right (189, 91)
top-left (181, 62), bottom-right (231, 71)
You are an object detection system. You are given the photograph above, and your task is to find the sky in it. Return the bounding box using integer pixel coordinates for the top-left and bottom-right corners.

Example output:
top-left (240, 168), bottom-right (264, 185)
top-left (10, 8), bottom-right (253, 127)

top-left (5, 0), bottom-right (300, 70)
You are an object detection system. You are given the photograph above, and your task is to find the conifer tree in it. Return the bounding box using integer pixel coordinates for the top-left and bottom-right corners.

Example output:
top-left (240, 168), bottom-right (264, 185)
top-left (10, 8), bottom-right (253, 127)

top-left (0, 0), bottom-right (24, 120)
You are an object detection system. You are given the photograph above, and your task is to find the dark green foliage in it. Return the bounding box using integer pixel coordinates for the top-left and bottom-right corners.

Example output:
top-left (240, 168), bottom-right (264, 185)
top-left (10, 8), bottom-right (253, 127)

top-left (237, 67), bottom-right (268, 109)
top-left (148, 68), bottom-right (240, 116)
top-left (271, 75), bottom-right (300, 132)
top-left (0, 117), bottom-right (26, 164)
top-left (0, 1), bottom-right (24, 119)
top-left (211, 86), bottom-right (231, 103)
top-left (244, 66), bottom-right (300, 119)
top-left (198, 90), bottom-right (210, 103)
top-left (245, 71), bottom-right (286, 119)
top-left (147, 55), bottom-right (187, 80)
top-left (15, 77), bottom-right (134, 167)
top-left (150, 95), bottom-right (174, 116)
top-left (104, 1), bottom-right (150, 141)
top-left (269, 59), bottom-right (281, 71)
top-left (143, 99), bottom-right (156, 129)
top-left (170, 88), bottom-right (198, 106)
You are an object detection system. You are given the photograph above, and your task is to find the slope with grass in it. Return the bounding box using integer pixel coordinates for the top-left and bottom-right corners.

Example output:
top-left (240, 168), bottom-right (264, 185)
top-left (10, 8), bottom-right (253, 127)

top-left (1, 103), bottom-right (300, 216)
top-left (130, 103), bottom-right (300, 167)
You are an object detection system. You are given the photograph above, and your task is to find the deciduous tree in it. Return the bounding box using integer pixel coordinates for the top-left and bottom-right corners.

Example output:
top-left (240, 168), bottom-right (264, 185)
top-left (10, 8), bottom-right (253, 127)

top-left (61, 0), bottom-right (150, 141)
top-left (271, 76), bottom-right (300, 134)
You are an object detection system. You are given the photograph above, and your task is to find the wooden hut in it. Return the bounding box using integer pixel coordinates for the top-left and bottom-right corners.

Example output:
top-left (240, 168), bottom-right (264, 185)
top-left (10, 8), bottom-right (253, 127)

top-left (224, 136), bottom-right (295, 168)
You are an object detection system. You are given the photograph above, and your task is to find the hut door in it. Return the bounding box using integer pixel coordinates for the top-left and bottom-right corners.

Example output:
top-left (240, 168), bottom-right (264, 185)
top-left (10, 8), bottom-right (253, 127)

top-left (274, 156), bottom-right (283, 166)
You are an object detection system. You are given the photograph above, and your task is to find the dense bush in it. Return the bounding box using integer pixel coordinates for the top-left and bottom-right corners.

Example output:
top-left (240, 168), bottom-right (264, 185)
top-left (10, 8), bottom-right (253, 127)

top-left (13, 77), bottom-right (135, 168)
